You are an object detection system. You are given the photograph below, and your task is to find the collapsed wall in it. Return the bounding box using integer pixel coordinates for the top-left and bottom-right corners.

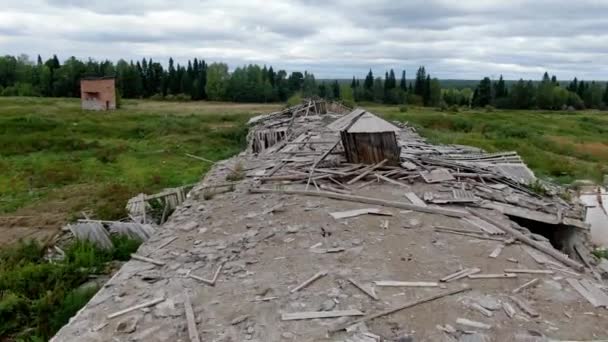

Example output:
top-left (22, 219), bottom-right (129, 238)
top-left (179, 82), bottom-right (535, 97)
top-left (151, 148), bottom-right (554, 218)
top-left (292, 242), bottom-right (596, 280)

top-left (53, 100), bottom-right (607, 342)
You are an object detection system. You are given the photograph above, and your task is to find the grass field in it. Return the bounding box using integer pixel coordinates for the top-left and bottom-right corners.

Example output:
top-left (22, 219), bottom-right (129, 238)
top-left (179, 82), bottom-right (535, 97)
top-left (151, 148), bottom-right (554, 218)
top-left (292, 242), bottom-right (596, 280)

top-left (367, 104), bottom-right (608, 184)
top-left (0, 97), bottom-right (280, 245)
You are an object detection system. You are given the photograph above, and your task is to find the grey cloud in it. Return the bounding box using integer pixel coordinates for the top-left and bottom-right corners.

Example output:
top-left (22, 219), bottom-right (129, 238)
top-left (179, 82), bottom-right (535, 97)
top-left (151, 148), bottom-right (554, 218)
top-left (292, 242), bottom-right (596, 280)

top-left (0, 0), bottom-right (607, 79)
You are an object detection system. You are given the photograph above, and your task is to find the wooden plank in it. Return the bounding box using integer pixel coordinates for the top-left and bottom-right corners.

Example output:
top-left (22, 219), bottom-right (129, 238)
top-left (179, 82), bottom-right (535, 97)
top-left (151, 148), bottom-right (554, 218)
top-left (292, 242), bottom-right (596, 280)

top-left (579, 279), bottom-right (608, 308)
top-left (107, 297), bottom-right (165, 319)
top-left (374, 281), bottom-right (438, 287)
top-left (566, 278), bottom-right (601, 307)
top-left (468, 273), bottom-right (517, 279)
top-left (404, 192), bottom-right (427, 207)
top-left (374, 173), bottom-right (409, 188)
top-left (509, 296), bottom-right (539, 317)
top-left (306, 140), bottom-right (341, 190)
top-left (290, 270), bottom-right (328, 293)
top-left (442, 268), bottom-right (481, 282)
top-left (512, 278), bottom-right (540, 294)
top-left (329, 287), bottom-right (471, 333)
top-left (504, 269), bottom-right (553, 275)
top-left (131, 254), bottom-right (166, 266)
top-left (346, 159), bottom-right (388, 185)
top-left (469, 209), bottom-right (585, 271)
top-left (456, 318), bottom-right (492, 330)
top-left (183, 290), bottom-right (201, 342)
top-left (489, 244), bottom-right (505, 258)
top-left (250, 188), bottom-right (467, 218)
top-left (502, 302), bottom-right (516, 318)
top-left (281, 310), bottom-right (363, 321)
top-left (347, 278), bottom-right (379, 301)
top-left (329, 208), bottom-right (392, 220)
top-left (433, 228), bottom-right (507, 242)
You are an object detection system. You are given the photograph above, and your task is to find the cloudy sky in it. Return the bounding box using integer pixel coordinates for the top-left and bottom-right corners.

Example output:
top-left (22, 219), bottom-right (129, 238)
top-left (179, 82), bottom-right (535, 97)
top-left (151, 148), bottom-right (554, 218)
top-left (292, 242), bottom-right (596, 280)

top-left (1, 0), bottom-right (607, 79)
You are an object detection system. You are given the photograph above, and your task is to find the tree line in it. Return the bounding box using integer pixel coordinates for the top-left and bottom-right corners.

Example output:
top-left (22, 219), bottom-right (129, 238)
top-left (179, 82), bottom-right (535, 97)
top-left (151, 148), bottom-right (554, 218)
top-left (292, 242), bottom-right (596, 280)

top-left (1, 54), bottom-right (607, 110)
top-left (0, 54), bottom-right (318, 102)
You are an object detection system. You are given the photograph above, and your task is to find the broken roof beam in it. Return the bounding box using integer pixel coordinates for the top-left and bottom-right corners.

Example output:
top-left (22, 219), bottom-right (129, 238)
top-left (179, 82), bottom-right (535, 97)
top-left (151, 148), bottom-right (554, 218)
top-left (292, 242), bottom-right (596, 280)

top-left (250, 188), bottom-right (467, 218)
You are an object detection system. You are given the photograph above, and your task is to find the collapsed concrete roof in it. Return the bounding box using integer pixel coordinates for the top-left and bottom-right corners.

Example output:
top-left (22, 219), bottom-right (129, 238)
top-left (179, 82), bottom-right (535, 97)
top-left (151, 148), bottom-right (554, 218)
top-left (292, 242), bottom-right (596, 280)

top-left (52, 100), bottom-right (607, 342)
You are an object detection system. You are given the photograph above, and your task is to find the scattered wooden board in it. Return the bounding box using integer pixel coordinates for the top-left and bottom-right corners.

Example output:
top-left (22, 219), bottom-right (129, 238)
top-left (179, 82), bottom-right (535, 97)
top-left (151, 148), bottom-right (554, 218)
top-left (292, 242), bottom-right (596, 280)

top-left (512, 278), bottom-right (540, 294)
top-left (504, 269), bottom-right (553, 275)
top-left (468, 273), bottom-right (517, 279)
top-left (509, 296), bottom-right (539, 317)
top-left (374, 281), bottom-right (438, 287)
top-left (183, 290), bottom-right (201, 342)
top-left (329, 208), bottom-right (392, 220)
top-left (456, 318), bottom-right (492, 330)
top-left (131, 254), bottom-right (165, 266)
top-left (440, 268), bottom-right (480, 282)
top-left (347, 278), bottom-right (379, 301)
top-left (108, 297), bottom-right (165, 319)
top-left (489, 244), bottom-right (504, 258)
top-left (281, 310), bottom-right (363, 321)
top-left (290, 270), bottom-right (328, 293)
top-left (329, 287), bottom-right (471, 333)
top-left (404, 192), bottom-right (427, 207)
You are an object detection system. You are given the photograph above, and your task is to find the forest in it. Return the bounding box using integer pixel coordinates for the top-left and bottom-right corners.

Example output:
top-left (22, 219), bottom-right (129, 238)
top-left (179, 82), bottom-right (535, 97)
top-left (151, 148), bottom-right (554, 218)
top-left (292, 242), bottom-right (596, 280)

top-left (1, 54), bottom-right (608, 110)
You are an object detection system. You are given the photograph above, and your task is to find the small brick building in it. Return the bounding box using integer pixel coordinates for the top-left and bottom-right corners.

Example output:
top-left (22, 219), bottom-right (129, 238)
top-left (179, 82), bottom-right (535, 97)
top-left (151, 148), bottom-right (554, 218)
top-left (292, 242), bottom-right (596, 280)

top-left (80, 77), bottom-right (116, 110)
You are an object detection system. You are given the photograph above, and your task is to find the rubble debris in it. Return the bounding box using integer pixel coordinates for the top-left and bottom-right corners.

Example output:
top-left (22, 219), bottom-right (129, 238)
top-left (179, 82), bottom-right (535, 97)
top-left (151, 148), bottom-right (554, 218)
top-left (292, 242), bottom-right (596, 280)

top-left (68, 222), bottom-right (113, 249)
top-left (488, 244), bottom-right (505, 258)
top-left (468, 273), bottom-right (517, 279)
top-left (250, 188), bottom-right (467, 218)
top-left (330, 287), bottom-right (470, 333)
top-left (504, 269), bottom-right (553, 275)
top-left (189, 263), bottom-right (223, 286)
top-left (441, 268), bottom-right (481, 282)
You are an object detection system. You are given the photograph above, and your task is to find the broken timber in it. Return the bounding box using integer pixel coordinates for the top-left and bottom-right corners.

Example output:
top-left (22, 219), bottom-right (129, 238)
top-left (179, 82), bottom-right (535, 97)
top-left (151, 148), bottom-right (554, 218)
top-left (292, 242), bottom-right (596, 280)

top-left (290, 270), bottom-right (328, 293)
top-left (281, 310), bottom-right (363, 321)
top-left (329, 286), bottom-right (471, 333)
top-left (183, 290), bottom-right (201, 342)
top-left (250, 188), bottom-right (466, 218)
top-left (107, 297), bottom-right (165, 319)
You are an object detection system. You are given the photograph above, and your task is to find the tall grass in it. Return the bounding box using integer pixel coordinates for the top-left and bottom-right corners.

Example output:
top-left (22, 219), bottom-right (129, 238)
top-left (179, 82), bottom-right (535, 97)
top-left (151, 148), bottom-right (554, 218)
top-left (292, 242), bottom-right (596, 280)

top-left (0, 236), bottom-right (141, 340)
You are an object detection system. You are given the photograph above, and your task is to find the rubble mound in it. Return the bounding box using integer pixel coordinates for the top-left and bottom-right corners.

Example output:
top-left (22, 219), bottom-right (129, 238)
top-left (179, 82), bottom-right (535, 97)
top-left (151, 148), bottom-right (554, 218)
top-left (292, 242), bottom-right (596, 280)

top-left (53, 100), bottom-right (607, 342)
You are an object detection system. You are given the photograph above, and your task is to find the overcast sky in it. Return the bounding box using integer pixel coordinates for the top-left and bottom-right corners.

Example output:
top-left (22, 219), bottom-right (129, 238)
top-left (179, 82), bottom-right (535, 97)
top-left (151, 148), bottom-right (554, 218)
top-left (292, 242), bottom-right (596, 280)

top-left (1, 0), bottom-right (607, 80)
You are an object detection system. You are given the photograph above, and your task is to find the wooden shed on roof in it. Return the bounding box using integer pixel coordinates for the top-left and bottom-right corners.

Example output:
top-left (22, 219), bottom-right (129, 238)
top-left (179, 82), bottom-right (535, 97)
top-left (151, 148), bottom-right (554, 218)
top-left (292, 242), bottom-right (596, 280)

top-left (328, 108), bottom-right (401, 165)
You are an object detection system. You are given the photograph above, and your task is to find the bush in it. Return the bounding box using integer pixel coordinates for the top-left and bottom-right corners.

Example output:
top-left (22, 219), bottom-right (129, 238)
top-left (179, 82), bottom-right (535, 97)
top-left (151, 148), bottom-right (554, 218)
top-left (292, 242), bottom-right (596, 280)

top-left (286, 92), bottom-right (303, 107)
top-left (484, 105), bottom-right (495, 112)
top-left (399, 106), bottom-right (408, 113)
top-left (0, 236), bottom-right (141, 340)
top-left (149, 93), bottom-right (164, 101)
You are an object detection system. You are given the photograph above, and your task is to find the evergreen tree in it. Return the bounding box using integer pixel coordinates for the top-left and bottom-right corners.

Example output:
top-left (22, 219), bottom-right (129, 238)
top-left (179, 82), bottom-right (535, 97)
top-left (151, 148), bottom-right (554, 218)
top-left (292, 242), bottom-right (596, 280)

top-left (399, 70), bottom-right (406, 91)
top-left (495, 75), bottom-right (506, 98)
top-left (414, 66), bottom-right (426, 97)
top-left (603, 83), bottom-right (608, 106)
top-left (332, 80), bottom-right (340, 99)
top-left (363, 69), bottom-right (374, 90)
top-left (423, 75), bottom-right (431, 106)
top-left (351, 77), bottom-right (356, 89)
top-left (474, 77), bottom-right (494, 107)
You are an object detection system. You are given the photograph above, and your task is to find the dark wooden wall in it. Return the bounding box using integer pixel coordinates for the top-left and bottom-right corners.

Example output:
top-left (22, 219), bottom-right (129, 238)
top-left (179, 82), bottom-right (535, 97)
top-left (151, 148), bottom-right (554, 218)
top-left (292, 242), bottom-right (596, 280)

top-left (341, 132), bottom-right (401, 165)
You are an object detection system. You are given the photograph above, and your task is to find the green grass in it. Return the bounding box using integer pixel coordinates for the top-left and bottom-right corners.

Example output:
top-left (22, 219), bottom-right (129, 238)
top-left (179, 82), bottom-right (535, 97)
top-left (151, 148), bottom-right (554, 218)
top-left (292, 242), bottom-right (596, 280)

top-left (365, 104), bottom-right (608, 184)
top-left (0, 236), bottom-right (141, 340)
top-left (0, 97), bottom-right (278, 221)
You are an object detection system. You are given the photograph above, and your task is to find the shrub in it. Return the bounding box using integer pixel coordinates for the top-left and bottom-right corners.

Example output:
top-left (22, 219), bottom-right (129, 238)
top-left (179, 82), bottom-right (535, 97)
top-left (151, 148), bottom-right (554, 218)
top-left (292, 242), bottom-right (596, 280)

top-left (399, 106), bottom-right (408, 113)
top-left (286, 93), bottom-right (303, 107)
top-left (226, 161), bottom-right (245, 182)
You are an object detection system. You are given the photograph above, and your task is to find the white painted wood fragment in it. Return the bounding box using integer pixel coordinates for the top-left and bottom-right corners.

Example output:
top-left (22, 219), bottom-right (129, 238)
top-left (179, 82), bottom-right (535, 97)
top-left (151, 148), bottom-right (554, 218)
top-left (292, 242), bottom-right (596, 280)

top-left (502, 302), bottom-right (516, 318)
top-left (471, 303), bottom-right (493, 317)
top-left (281, 310), bottom-right (363, 321)
top-left (445, 268), bottom-right (481, 282)
top-left (404, 192), bottom-right (427, 207)
top-left (512, 278), bottom-right (540, 294)
top-left (489, 244), bottom-right (504, 258)
top-left (348, 278), bottom-right (379, 301)
top-left (456, 318), bottom-right (492, 330)
top-left (131, 254), bottom-right (165, 266)
top-left (108, 297), bottom-right (165, 319)
top-left (374, 281), bottom-right (438, 287)
top-left (509, 296), bottom-right (539, 317)
top-left (468, 273), bottom-right (517, 279)
top-left (290, 270), bottom-right (328, 293)
top-left (183, 290), bottom-right (200, 342)
top-left (504, 269), bottom-right (553, 275)
top-left (329, 208), bottom-right (392, 220)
